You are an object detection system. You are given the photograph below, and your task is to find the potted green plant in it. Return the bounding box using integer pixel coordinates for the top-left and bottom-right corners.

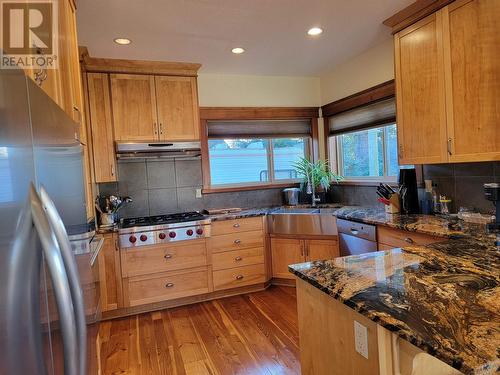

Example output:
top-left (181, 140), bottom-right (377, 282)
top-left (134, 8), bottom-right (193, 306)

top-left (292, 157), bottom-right (343, 203)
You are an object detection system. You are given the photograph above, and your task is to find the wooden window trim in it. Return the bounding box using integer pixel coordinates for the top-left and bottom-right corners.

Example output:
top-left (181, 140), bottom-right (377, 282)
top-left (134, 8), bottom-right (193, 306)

top-left (200, 107), bottom-right (319, 193)
top-left (322, 80), bottom-right (395, 162)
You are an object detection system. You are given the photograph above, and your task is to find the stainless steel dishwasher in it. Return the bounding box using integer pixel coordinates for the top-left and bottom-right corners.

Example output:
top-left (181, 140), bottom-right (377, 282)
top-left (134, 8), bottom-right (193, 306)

top-left (337, 218), bottom-right (377, 256)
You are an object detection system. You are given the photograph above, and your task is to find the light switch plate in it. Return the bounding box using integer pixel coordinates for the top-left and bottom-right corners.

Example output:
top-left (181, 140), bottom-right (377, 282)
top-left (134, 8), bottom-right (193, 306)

top-left (195, 188), bottom-right (202, 199)
top-left (354, 321), bottom-right (369, 359)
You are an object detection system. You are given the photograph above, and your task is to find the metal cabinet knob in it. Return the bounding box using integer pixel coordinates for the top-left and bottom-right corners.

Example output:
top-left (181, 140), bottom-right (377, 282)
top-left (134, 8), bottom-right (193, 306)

top-left (404, 237), bottom-right (414, 244)
top-left (233, 223), bottom-right (240, 228)
top-left (164, 254), bottom-right (173, 259)
top-left (165, 282), bottom-right (174, 288)
top-left (235, 256), bottom-right (243, 261)
top-left (234, 239), bottom-right (241, 244)
top-left (235, 275), bottom-right (244, 280)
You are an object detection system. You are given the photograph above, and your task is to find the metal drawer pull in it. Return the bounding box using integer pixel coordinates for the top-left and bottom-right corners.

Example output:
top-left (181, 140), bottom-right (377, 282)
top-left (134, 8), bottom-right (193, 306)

top-left (165, 282), bottom-right (174, 288)
top-left (164, 254), bottom-right (173, 259)
top-left (235, 256), bottom-right (243, 261)
top-left (235, 275), bottom-right (244, 280)
top-left (350, 228), bottom-right (359, 235)
top-left (233, 223), bottom-right (240, 228)
top-left (404, 237), bottom-right (414, 244)
top-left (234, 239), bottom-right (241, 244)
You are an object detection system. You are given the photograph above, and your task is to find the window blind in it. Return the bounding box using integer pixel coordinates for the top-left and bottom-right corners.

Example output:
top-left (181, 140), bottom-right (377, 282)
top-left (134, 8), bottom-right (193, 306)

top-left (207, 119), bottom-right (312, 139)
top-left (328, 97), bottom-right (395, 136)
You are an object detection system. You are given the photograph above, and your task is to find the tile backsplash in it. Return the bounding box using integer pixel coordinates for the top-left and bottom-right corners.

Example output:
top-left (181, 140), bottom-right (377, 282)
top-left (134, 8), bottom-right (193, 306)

top-left (99, 159), bottom-right (500, 218)
top-left (98, 158), bottom-right (283, 218)
top-left (334, 161), bottom-right (500, 214)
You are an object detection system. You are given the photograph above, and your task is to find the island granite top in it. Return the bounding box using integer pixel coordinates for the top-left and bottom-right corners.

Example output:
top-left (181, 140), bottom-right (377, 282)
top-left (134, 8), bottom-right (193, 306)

top-left (290, 206), bottom-right (500, 375)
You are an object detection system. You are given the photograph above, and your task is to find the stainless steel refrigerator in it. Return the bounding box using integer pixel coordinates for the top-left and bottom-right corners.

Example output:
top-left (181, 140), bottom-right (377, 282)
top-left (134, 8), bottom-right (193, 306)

top-left (0, 68), bottom-right (101, 374)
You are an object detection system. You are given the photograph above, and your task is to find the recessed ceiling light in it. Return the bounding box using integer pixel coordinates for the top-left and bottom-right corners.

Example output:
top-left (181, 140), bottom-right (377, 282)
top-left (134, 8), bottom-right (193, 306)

top-left (231, 47), bottom-right (245, 54)
top-left (114, 38), bottom-right (131, 45)
top-left (307, 27), bottom-right (323, 36)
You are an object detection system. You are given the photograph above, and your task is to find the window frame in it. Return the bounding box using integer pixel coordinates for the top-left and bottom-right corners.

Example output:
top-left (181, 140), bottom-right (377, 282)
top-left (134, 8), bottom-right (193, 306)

top-left (329, 124), bottom-right (398, 184)
top-left (199, 107), bottom-right (320, 193)
top-left (207, 136), bottom-right (311, 188)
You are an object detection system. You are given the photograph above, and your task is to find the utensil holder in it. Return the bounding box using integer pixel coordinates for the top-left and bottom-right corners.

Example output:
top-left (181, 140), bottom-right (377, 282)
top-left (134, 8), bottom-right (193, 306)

top-left (385, 194), bottom-right (400, 214)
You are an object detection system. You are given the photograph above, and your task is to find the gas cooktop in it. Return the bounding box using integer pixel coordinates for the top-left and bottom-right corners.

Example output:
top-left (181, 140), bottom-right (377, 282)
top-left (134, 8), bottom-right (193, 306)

top-left (121, 211), bottom-right (206, 229)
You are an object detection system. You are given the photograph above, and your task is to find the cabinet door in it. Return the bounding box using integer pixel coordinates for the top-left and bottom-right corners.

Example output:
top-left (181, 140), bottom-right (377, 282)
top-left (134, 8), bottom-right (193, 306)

top-left (442, 0), bottom-right (500, 162)
top-left (155, 76), bottom-right (200, 141)
top-left (87, 73), bottom-right (117, 182)
top-left (97, 234), bottom-right (123, 312)
top-left (395, 12), bottom-right (448, 164)
top-left (110, 74), bottom-right (158, 141)
top-left (270, 238), bottom-right (304, 279)
top-left (306, 239), bottom-right (339, 262)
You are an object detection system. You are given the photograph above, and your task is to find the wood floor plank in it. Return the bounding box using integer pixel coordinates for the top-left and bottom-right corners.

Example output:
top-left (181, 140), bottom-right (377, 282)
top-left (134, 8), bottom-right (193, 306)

top-left (98, 286), bottom-right (299, 375)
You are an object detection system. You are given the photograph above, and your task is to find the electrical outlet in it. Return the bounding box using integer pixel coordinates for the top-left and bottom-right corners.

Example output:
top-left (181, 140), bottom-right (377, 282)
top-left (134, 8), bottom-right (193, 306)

top-left (354, 321), bottom-right (369, 359)
top-left (195, 188), bottom-right (202, 199)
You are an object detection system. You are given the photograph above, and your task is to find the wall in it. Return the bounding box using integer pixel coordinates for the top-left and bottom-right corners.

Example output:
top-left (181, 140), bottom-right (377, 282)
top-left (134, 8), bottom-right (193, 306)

top-left (319, 39), bottom-right (394, 105)
top-left (98, 159), bottom-right (283, 218)
top-left (198, 73), bottom-right (321, 107)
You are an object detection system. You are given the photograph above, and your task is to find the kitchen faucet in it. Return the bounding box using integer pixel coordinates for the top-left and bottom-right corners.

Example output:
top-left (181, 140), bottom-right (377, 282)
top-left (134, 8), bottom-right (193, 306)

top-left (306, 170), bottom-right (321, 207)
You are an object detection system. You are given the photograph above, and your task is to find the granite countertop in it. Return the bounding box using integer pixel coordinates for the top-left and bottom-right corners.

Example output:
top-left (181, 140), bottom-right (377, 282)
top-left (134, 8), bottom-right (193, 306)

top-left (290, 206), bottom-right (500, 375)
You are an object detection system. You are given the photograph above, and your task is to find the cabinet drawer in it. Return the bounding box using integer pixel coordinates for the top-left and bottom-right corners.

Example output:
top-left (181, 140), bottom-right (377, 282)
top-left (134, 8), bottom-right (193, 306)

top-left (126, 267), bottom-right (209, 306)
top-left (211, 217), bottom-right (263, 236)
top-left (212, 247), bottom-right (265, 271)
top-left (208, 230), bottom-right (264, 253)
top-left (213, 264), bottom-right (266, 291)
top-left (377, 226), bottom-right (444, 248)
top-left (121, 240), bottom-right (207, 277)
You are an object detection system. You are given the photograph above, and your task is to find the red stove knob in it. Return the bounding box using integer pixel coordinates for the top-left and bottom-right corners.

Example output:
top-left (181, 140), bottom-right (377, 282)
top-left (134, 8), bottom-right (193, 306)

top-left (169, 232), bottom-right (176, 238)
top-left (186, 229), bottom-right (194, 236)
top-left (196, 228), bottom-right (203, 235)
top-left (140, 234), bottom-right (147, 242)
top-left (159, 233), bottom-right (166, 240)
top-left (129, 235), bottom-right (137, 243)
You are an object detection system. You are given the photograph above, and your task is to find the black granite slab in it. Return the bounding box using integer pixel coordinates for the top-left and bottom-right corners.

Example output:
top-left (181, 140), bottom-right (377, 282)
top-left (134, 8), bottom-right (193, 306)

top-left (290, 206), bottom-right (500, 375)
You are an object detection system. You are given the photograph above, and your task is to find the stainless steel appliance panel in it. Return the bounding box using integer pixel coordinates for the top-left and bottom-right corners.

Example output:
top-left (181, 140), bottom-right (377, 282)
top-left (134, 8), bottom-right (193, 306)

top-left (337, 219), bottom-right (377, 256)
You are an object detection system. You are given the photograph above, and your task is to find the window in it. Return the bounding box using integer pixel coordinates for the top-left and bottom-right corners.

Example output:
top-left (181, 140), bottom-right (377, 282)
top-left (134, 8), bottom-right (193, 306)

top-left (331, 124), bottom-right (398, 181)
top-left (0, 147), bottom-right (13, 203)
top-left (208, 137), bottom-right (308, 186)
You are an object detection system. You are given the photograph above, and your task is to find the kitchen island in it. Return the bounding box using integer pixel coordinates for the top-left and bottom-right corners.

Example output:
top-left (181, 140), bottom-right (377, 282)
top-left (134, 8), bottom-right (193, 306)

top-left (290, 208), bottom-right (500, 375)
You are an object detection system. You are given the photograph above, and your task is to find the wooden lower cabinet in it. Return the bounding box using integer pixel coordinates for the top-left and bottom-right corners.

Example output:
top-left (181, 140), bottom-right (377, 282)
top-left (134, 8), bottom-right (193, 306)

top-left (271, 238), bottom-right (304, 279)
top-left (271, 237), bottom-right (340, 279)
top-left (306, 239), bottom-right (340, 261)
top-left (124, 267), bottom-right (210, 307)
top-left (296, 278), bottom-right (461, 375)
top-left (212, 247), bottom-right (265, 271)
top-left (97, 233), bottom-right (123, 312)
top-left (377, 226), bottom-right (444, 249)
top-left (213, 264), bottom-right (266, 291)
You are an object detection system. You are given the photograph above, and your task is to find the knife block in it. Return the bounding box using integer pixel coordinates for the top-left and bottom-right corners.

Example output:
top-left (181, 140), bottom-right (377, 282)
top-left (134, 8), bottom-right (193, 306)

top-left (385, 194), bottom-right (401, 214)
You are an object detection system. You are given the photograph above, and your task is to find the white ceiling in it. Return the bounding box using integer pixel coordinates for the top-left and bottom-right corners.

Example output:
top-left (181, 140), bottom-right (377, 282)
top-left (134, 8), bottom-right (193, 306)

top-left (76, 0), bottom-right (413, 76)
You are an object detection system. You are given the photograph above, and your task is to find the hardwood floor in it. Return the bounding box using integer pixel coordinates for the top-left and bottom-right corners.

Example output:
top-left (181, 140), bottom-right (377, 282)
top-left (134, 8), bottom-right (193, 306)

top-left (98, 286), bottom-right (300, 374)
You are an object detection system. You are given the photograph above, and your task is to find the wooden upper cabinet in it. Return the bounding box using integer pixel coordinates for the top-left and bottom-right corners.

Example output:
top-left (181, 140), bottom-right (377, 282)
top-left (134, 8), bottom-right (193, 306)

top-left (394, 0), bottom-right (499, 164)
top-left (155, 76), bottom-right (200, 141)
top-left (442, 0), bottom-right (500, 162)
top-left (395, 12), bottom-right (448, 164)
top-left (110, 74), bottom-right (158, 141)
top-left (87, 73), bottom-right (117, 182)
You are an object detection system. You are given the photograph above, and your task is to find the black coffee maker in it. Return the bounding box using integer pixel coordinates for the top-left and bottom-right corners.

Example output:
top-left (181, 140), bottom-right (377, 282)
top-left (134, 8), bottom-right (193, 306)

top-left (484, 183), bottom-right (500, 233)
top-left (398, 168), bottom-right (420, 214)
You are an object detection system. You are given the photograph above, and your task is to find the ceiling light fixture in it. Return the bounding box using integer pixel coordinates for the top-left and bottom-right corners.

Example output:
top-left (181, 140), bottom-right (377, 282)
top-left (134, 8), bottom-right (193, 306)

top-left (307, 27), bottom-right (323, 36)
top-left (114, 38), bottom-right (131, 45)
top-left (231, 47), bottom-right (245, 54)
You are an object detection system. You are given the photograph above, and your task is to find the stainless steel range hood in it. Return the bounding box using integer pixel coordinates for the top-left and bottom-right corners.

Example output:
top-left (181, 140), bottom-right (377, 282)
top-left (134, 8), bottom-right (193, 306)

top-left (116, 141), bottom-right (201, 159)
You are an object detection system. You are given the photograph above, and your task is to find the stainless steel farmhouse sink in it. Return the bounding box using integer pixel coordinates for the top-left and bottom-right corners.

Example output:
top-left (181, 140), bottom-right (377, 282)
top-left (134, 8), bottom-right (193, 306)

top-left (269, 207), bottom-right (339, 236)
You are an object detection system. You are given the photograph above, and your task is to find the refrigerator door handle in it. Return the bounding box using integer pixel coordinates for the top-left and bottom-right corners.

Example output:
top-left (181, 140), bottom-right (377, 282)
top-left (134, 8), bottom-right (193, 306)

top-left (39, 186), bottom-right (87, 375)
top-left (30, 185), bottom-right (79, 375)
